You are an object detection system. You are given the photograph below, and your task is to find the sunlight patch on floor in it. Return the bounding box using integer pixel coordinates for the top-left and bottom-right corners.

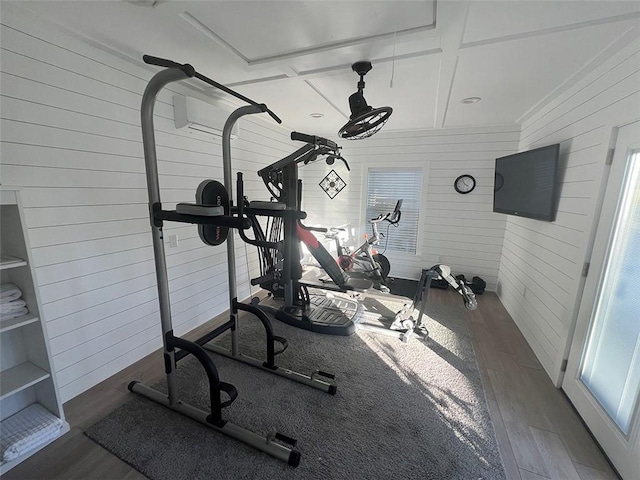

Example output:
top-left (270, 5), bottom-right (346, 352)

top-left (355, 311), bottom-right (498, 474)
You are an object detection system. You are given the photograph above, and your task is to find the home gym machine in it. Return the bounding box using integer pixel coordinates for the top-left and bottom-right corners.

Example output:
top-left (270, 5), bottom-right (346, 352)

top-left (243, 133), bottom-right (478, 341)
top-left (128, 55), bottom-right (337, 467)
top-left (242, 132), bottom-right (368, 336)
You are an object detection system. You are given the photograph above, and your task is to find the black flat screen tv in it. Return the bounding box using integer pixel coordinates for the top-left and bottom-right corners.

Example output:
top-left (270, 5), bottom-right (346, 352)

top-left (493, 144), bottom-right (560, 222)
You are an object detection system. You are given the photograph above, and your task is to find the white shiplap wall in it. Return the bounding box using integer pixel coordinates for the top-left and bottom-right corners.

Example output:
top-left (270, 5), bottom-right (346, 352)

top-left (497, 37), bottom-right (640, 384)
top-left (0, 6), bottom-right (292, 401)
top-left (298, 126), bottom-right (520, 288)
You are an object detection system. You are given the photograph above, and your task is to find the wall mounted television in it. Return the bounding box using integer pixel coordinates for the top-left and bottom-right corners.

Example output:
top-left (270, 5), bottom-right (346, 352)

top-left (493, 144), bottom-right (560, 222)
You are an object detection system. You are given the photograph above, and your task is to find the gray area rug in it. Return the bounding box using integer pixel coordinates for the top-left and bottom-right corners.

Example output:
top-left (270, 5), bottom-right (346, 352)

top-left (86, 301), bottom-right (506, 480)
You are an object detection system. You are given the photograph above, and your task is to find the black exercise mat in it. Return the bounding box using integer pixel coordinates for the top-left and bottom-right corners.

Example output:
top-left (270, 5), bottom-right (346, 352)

top-left (387, 276), bottom-right (419, 298)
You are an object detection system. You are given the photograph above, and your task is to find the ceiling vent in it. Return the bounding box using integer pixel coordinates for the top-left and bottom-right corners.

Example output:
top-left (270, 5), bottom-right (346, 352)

top-left (338, 61), bottom-right (393, 140)
top-left (173, 95), bottom-right (239, 139)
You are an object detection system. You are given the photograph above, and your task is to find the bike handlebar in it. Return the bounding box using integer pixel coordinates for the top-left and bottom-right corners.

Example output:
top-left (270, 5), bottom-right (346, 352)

top-left (369, 199), bottom-right (402, 225)
top-left (370, 212), bottom-right (391, 224)
top-left (370, 211), bottom-right (401, 225)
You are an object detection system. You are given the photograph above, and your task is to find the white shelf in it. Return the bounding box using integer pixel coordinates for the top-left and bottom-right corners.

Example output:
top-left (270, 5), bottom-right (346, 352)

top-left (0, 256), bottom-right (27, 271)
top-left (0, 362), bottom-right (51, 400)
top-left (0, 314), bottom-right (39, 334)
top-left (0, 188), bottom-right (67, 474)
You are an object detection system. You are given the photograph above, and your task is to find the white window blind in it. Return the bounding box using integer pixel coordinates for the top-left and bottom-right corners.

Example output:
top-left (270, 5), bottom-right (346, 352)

top-left (366, 168), bottom-right (423, 254)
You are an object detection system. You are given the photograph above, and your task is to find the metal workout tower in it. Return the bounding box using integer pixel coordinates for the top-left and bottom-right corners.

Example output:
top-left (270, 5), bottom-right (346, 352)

top-left (128, 56), bottom-right (336, 467)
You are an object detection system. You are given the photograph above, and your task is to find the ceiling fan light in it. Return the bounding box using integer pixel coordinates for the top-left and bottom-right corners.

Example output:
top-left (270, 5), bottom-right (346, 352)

top-left (338, 61), bottom-right (393, 140)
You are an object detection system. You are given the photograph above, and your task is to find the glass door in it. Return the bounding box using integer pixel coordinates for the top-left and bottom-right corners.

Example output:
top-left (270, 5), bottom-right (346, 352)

top-left (563, 121), bottom-right (640, 480)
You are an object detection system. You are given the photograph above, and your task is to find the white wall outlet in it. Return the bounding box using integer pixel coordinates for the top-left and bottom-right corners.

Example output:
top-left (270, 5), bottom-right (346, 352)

top-left (168, 234), bottom-right (179, 248)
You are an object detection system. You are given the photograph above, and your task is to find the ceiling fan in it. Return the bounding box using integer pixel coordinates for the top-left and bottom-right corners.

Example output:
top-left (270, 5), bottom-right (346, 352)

top-left (338, 61), bottom-right (393, 140)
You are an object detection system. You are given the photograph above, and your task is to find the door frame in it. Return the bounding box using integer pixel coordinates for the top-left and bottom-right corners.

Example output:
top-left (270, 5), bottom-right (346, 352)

top-left (562, 120), bottom-right (640, 480)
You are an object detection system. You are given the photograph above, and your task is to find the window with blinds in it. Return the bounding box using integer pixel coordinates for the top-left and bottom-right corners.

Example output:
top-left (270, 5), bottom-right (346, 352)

top-left (365, 168), bottom-right (423, 254)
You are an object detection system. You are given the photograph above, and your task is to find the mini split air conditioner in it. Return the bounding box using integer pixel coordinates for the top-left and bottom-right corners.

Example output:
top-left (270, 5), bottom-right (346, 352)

top-left (173, 95), bottom-right (239, 139)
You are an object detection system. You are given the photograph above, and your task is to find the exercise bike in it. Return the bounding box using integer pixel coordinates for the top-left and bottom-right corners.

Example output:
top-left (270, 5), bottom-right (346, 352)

top-left (323, 200), bottom-right (402, 292)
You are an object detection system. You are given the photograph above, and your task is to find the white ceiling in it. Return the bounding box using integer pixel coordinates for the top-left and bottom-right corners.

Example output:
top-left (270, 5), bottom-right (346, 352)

top-left (10, 0), bottom-right (640, 135)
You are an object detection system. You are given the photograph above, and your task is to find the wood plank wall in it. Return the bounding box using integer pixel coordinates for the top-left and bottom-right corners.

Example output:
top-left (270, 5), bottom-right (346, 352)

top-left (497, 36), bottom-right (640, 384)
top-left (5, 4), bottom-right (633, 403)
top-left (298, 126), bottom-right (520, 287)
top-left (0, 6), bottom-right (292, 401)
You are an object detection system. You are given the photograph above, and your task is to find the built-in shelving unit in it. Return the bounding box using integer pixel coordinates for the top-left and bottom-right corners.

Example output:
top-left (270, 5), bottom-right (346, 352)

top-left (0, 188), bottom-right (69, 474)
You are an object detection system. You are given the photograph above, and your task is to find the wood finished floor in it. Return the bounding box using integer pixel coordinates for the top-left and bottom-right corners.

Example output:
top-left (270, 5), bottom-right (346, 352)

top-left (4, 290), bottom-right (619, 480)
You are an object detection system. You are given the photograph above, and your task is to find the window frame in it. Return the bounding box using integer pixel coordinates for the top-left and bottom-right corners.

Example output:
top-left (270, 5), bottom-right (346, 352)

top-left (360, 163), bottom-right (428, 257)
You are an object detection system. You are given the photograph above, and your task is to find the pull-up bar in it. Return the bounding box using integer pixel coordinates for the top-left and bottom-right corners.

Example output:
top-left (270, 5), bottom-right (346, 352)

top-left (143, 54), bottom-right (282, 125)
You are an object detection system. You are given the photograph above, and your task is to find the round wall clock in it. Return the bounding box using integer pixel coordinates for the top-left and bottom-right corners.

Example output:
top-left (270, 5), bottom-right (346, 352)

top-left (454, 174), bottom-right (476, 194)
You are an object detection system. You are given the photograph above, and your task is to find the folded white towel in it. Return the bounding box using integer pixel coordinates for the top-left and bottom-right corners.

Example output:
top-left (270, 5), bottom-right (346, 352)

top-left (1, 404), bottom-right (64, 463)
top-left (0, 299), bottom-right (27, 314)
top-left (0, 284), bottom-right (22, 304)
top-left (0, 308), bottom-right (28, 321)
